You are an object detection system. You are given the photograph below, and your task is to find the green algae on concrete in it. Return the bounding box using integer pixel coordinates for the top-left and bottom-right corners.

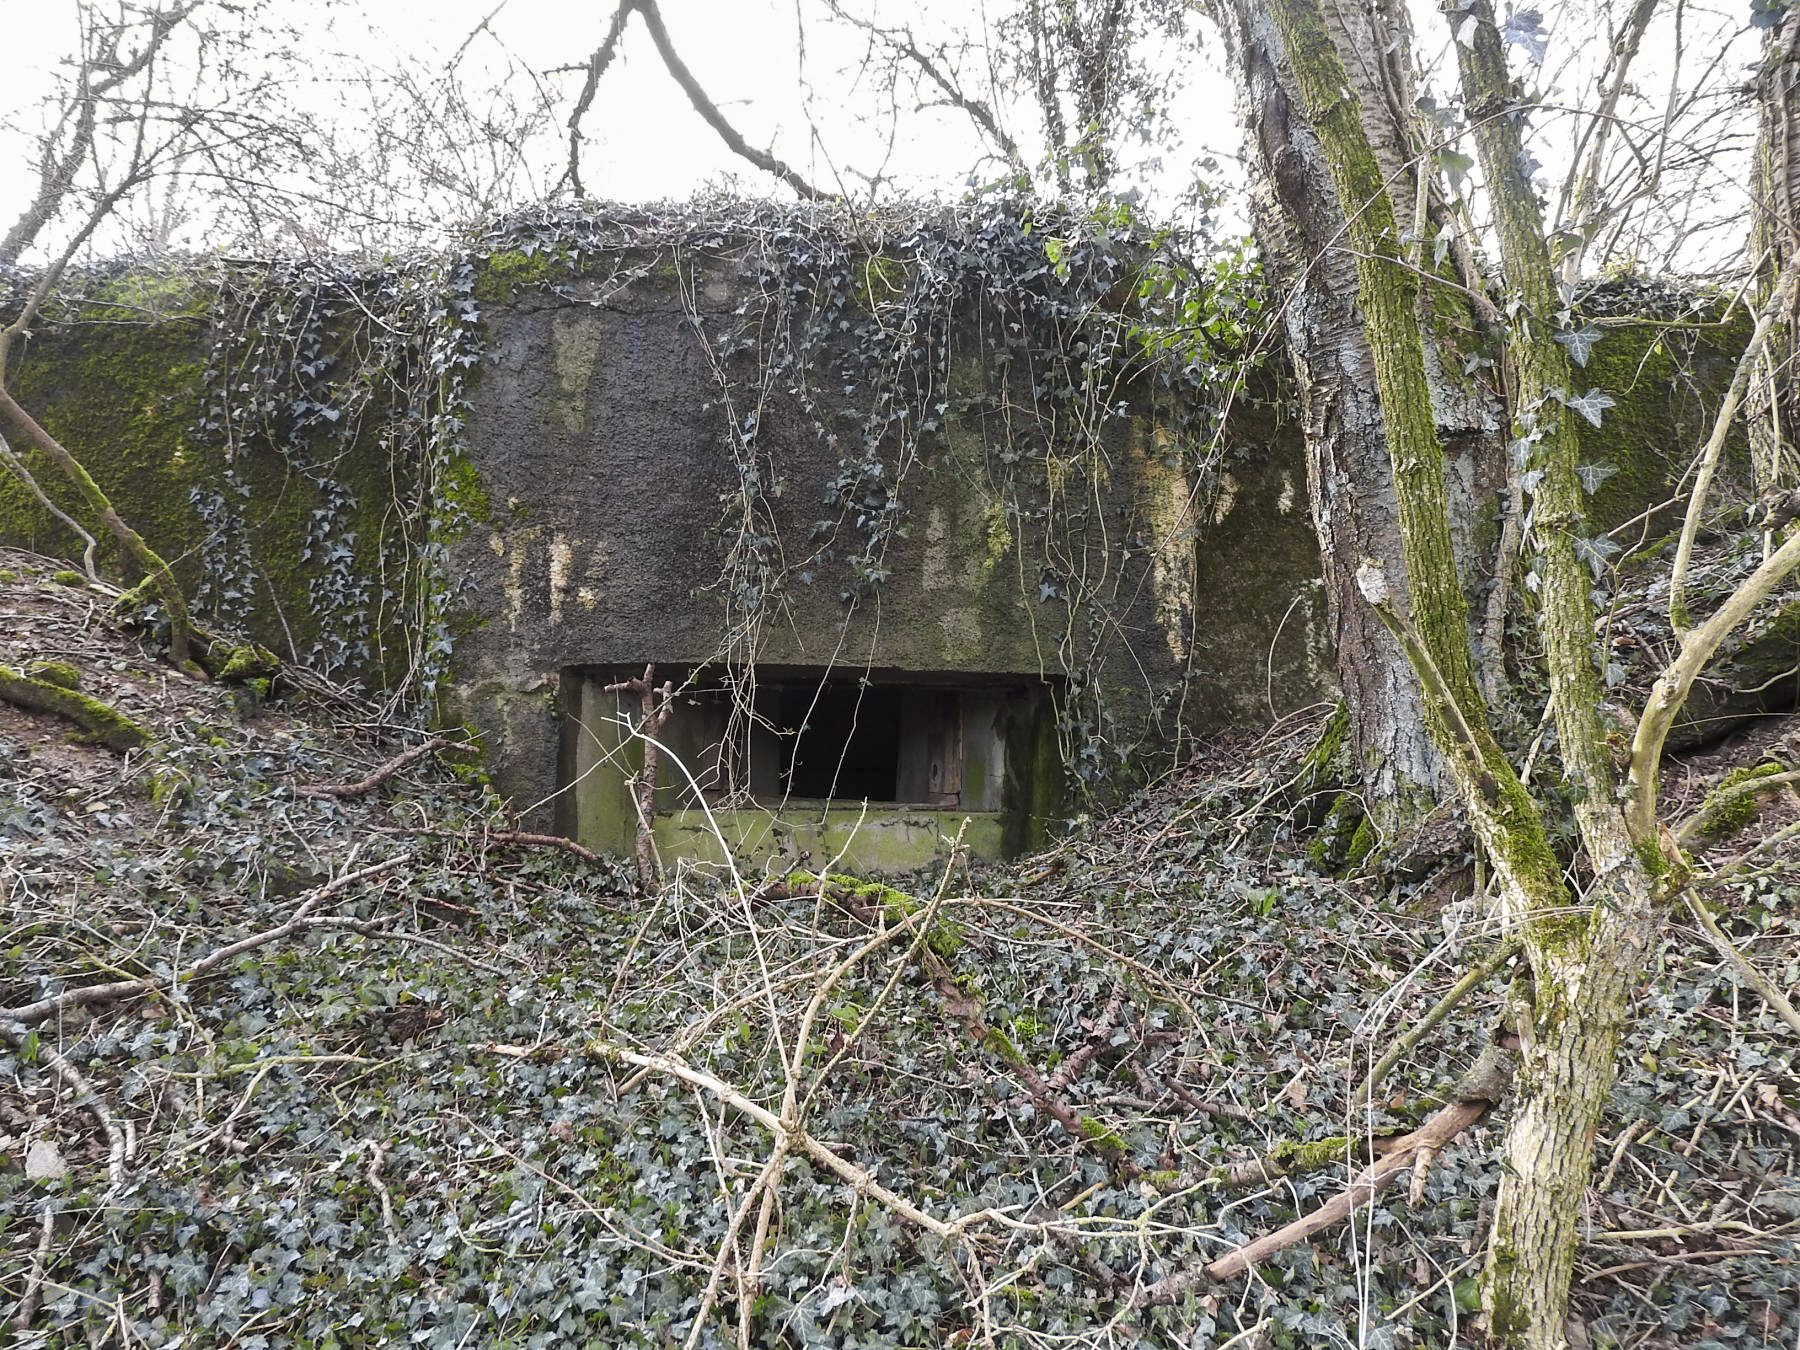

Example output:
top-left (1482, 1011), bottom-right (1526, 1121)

top-left (653, 807), bottom-right (1004, 873)
top-left (0, 302), bottom-right (419, 688)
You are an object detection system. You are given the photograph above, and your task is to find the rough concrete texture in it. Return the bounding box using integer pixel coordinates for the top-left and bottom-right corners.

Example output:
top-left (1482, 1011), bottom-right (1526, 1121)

top-left (654, 807), bottom-right (1004, 873)
top-left (0, 255), bottom-right (1767, 866)
top-left (446, 263), bottom-right (1320, 835)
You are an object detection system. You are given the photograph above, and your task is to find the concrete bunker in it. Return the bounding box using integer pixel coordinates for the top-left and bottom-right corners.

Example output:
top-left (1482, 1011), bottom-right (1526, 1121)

top-left (557, 665), bottom-right (1063, 868)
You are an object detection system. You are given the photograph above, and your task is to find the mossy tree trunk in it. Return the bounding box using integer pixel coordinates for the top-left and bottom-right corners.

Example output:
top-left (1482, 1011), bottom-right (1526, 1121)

top-left (0, 384), bottom-right (196, 671)
top-left (1447, 6), bottom-right (1668, 1332)
top-left (1750, 7), bottom-right (1800, 496)
top-left (0, 3), bottom-right (202, 673)
top-left (1220, 0), bottom-right (1505, 851)
top-left (1247, 0), bottom-right (1701, 1342)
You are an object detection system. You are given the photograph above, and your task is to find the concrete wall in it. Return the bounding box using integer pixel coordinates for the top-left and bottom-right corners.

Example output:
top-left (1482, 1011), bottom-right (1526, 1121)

top-left (442, 258), bottom-right (1328, 859)
top-left (0, 244), bottom-right (1752, 869)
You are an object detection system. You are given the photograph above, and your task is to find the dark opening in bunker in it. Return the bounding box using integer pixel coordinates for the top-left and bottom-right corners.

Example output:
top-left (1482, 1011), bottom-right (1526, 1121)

top-left (772, 679), bottom-right (903, 801)
top-left (558, 665), bottom-right (1065, 862)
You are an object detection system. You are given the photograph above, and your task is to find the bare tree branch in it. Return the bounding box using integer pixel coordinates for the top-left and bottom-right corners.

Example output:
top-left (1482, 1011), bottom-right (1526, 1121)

top-left (0, 1), bottom-right (201, 266)
top-left (564, 2), bottom-right (632, 199)
top-left (821, 2), bottom-right (1025, 171)
top-left (627, 0), bottom-right (827, 200)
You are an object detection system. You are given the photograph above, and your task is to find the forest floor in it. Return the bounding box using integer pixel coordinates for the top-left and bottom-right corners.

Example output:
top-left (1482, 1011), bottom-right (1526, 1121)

top-left (2, 546), bottom-right (1796, 1350)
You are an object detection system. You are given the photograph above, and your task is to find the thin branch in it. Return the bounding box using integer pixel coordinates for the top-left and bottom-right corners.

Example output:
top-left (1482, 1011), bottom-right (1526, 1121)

top-left (1630, 526), bottom-right (1800, 833)
top-left (564, 3), bottom-right (632, 199)
top-left (0, 853), bottom-right (410, 1026)
top-left (0, 427), bottom-right (99, 580)
top-left (627, 0), bottom-right (827, 200)
top-left (295, 736), bottom-right (473, 800)
top-left (584, 1038), bottom-right (967, 1238)
top-left (1135, 1045), bottom-right (1512, 1302)
top-left (5, 1033), bottom-right (129, 1194)
top-left (1682, 891), bottom-right (1800, 1038)
top-left (10, 1205), bottom-right (55, 1333)
top-left (820, 2), bottom-right (1025, 170)
top-left (1353, 937), bottom-right (1521, 1108)
top-left (0, 1), bottom-right (201, 266)
top-left (1556, 0), bottom-right (1661, 284)
top-left (1675, 766), bottom-right (1800, 845)
top-left (1669, 266), bottom-right (1798, 634)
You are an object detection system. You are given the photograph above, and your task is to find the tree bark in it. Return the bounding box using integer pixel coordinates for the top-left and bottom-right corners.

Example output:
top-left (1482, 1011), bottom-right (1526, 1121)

top-left (1246, 0), bottom-right (1680, 1343)
top-left (1749, 8), bottom-right (1800, 495)
top-left (1220, 0), bottom-right (1503, 847)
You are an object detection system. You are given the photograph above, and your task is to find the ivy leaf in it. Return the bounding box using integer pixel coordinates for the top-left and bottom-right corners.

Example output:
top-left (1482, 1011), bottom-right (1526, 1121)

top-left (1575, 534), bottom-right (1622, 579)
top-left (1576, 461), bottom-right (1619, 494)
top-left (817, 1281), bottom-right (857, 1314)
top-left (1501, 7), bottom-right (1549, 64)
top-left (1436, 148), bottom-right (1475, 193)
top-left (1563, 388), bottom-right (1616, 427)
top-left (1555, 324), bottom-right (1603, 367)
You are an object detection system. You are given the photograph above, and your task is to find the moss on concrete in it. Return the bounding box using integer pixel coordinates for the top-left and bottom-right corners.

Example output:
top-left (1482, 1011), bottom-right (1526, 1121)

top-left (438, 455), bottom-right (493, 535)
top-left (1002, 689), bottom-right (1064, 856)
top-left (471, 247), bottom-right (576, 305)
top-left (2, 306), bottom-right (416, 688)
top-left (1575, 312), bottom-right (1754, 531)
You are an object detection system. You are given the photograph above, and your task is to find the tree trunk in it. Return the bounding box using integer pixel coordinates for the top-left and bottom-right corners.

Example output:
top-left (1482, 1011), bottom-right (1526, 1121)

top-left (1750, 8), bottom-right (1800, 495)
top-left (1482, 867), bottom-right (1663, 1349)
top-left (1242, 0), bottom-right (1685, 1342)
top-left (1221, 0), bottom-right (1504, 848)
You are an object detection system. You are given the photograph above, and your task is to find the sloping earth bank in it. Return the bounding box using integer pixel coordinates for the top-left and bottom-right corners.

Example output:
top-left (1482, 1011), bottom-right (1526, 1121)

top-left (1, 550), bottom-right (1795, 1349)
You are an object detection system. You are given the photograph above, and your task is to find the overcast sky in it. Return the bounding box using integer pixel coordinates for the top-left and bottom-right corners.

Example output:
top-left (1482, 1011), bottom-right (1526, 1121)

top-left (0, 0), bottom-right (1237, 257)
top-left (0, 0), bottom-right (1763, 271)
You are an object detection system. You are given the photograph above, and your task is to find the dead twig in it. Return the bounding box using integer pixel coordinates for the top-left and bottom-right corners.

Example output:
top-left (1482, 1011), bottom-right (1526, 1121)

top-left (296, 736), bottom-right (472, 799)
top-left (1045, 979), bottom-right (1127, 1094)
top-left (1354, 935), bottom-right (1522, 1108)
top-left (28, 1037), bottom-right (128, 1194)
top-left (367, 824), bottom-right (605, 866)
top-left (1135, 1044), bottom-right (1514, 1303)
top-left (0, 853), bottom-right (410, 1026)
top-left (605, 664), bottom-right (675, 890)
top-left (11, 1206), bottom-right (55, 1333)
top-left (1683, 891), bottom-right (1800, 1039)
top-left (365, 1140), bottom-right (398, 1238)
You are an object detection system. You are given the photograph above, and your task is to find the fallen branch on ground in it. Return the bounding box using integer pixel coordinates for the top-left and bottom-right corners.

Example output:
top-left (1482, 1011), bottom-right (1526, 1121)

top-left (0, 854), bottom-right (409, 1025)
top-left (1354, 935), bottom-right (1521, 1107)
top-left (0, 664), bottom-right (150, 752)
top-left (11, 1205), bottom-right (55, 1333)
top-left (1135, 1043), bottom-right (1514, 1303)
top-left (1683, 891), bottom-right (1800, 1039)
top-left (296, 737), bottom-right (473, 799)
top-left (368, 824), bottom-right (605, 865)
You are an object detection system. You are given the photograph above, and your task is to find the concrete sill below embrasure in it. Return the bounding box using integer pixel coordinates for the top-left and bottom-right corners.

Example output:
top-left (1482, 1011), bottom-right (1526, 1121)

top-left (650, 806), bottom-right (1005, 870)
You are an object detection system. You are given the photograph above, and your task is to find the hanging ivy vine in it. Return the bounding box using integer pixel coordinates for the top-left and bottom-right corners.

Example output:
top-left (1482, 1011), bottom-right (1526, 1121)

top-left (108, 196), bottom-right (1262, 796)
top-left (189, 253), bottom-right (484, 712)
top-left (457, 197), bottom-right (1260, 798)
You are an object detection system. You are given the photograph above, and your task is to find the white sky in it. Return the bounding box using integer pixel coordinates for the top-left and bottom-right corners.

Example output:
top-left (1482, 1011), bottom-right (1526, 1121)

top-left (0, 0), bottom-right (1764, 271)
top-left (0, 0), bottom-right (1237, 256)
